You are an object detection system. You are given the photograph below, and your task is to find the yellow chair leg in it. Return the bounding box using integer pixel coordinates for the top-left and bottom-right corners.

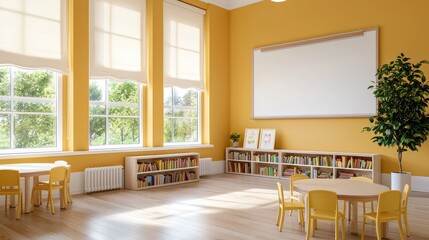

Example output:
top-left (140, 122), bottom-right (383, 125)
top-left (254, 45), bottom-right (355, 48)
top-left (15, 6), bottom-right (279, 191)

top-left (398, 218), bottom-right (405, 240)
top-left (306, 216), bottom-right (311, 240)
top-left (4, 195), bottom-right (7, 213)
top-left (276, 206), bottom-right (281, 226)
top-left (341, 216), bottom-right (345, 240)
top-left (375, 220), bottom-right (381, 240)
top-left (334, 219), bottom-right (338, 240)
top-left (404, 211), bottom-right (410, 237)
top-left (279, 208), bottom-right (285, 232)
top-left (67, 186), bottom-right (73, 203)
top-left (361, 217), bottom-right (366, 240)
top-left (63, 189), bottom-right (68, 210)
top-left (49, 191), bottom-right (55, 214)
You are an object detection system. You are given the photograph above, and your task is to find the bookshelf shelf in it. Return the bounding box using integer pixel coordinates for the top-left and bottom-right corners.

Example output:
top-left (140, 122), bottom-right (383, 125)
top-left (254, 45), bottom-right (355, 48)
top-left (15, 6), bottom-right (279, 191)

top-left (136, 166), bottom-right (199, 175)
top-left (225, 147), bottom-right (381, 183)
top-left (125, 153), bottom-right (199, 190)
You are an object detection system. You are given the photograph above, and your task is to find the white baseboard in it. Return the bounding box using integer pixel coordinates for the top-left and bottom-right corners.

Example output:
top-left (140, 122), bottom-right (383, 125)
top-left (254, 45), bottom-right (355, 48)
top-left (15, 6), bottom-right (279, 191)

top-left (61, 163), bottom-right (428, 195)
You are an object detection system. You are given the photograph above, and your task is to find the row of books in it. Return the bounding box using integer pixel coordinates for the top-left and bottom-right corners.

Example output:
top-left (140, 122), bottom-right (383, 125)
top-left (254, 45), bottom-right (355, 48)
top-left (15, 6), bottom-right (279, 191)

top-left (228, 151), bottom-right (251, 161)
top-left (282, 167), bottom-right (301, 177)
top-left (283, 155), bottom-right (333, 166)
top-left (335, 157), bottom-right (373, 169)
top-left (259, 166), bottom-right (278, 176)
top-left (137, 157), bottom-right (198, 172)
top-left (253, 153), bottom-right (279, 163)
top-left (228, 162), bottom-right (251, 174)
top-left (338, 172), bottom-right (354, 179)
top-left (137, 171), bottom-right (197, 187)
top-left (313, 170), bottom-right (332, 179)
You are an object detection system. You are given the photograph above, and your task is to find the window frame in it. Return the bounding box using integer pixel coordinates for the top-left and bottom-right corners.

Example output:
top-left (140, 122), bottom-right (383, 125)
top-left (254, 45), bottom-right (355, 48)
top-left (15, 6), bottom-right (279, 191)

top-left (89, 79), bottom-right (142, 149)
top-left (0, 66), bottom-right (62, 154)
top-left (163, 86), bottom-right (201, 146)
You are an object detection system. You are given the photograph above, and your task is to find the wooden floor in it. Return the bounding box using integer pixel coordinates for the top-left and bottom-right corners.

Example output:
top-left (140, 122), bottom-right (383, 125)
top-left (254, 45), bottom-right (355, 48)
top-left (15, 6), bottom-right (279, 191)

top-left (1, 174), bottom-right (429, 240)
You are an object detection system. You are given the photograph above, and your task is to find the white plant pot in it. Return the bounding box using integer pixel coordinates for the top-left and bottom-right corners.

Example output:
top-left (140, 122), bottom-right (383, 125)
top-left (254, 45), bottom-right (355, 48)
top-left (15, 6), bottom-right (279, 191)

top-left (391, 172), bottom-right (411, 191)
top-left (232, 142), bottom-right (239, 148)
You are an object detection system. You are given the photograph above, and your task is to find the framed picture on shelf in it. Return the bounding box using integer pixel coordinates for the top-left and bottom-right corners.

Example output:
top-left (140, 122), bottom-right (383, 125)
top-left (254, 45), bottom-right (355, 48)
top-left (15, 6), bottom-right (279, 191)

top-left (259, 129), bottom-right (276, 149)
top-left (243, 128), bottom-right (260, 149)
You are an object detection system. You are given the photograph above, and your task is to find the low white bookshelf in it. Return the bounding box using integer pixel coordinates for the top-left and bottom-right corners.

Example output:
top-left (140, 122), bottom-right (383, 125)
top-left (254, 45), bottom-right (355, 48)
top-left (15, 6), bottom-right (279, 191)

top-left (125, 153), bottom-right (199, 190)
top-left (226, 147), bottom-right (381, 183)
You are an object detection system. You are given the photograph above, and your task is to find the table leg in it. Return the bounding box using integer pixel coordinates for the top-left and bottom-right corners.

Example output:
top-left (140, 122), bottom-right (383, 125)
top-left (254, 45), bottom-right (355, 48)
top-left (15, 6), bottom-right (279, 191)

top-left (9, 186), bottom-right (16, 208)
top-left (33, 176), bottom-right (40, 206)
top-left (350, 200), bottom-right (359, 235)
top-left (24, 176), bottom-right (31, 213)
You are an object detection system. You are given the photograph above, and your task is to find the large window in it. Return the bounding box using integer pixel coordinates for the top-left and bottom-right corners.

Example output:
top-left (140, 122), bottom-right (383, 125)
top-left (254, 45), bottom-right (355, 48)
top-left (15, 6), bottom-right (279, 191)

top-left (163, 0), bottom-right (204, 145)
top-left (89, 79), bottom-right (141, 147)
top-left (164, 87), bottom-right (200, 144)
top-left (0, 66), bottom-right (61, 153)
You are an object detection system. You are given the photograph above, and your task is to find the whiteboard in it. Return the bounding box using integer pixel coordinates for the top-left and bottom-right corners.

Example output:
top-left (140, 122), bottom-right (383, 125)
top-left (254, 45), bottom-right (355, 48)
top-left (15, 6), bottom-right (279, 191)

top-left (252, 29), bottom-right (378, 119)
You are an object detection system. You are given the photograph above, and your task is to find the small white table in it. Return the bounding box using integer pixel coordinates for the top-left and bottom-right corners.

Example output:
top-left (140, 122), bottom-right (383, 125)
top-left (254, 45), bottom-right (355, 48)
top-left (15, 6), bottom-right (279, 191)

top-left (293, 178), bottom-right (390, 236)
top-left (0, 163), bottom-right (66, 213)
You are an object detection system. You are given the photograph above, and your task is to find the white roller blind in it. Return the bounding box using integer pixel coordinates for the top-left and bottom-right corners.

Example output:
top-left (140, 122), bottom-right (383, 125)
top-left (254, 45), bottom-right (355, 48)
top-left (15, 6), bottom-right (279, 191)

top-left (0, 0), bottom-right (68, 74)
top-left (164, 0), bottom-right (205, 91)
top-left (90, 0), bottom-right (146, 84)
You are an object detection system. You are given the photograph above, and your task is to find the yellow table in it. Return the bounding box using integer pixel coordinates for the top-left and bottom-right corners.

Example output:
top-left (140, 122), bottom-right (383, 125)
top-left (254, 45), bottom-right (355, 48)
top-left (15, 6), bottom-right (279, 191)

top-left (0, 163), bottom-right (67, 213)
top-left (293, 178), bottom-right (389, 236)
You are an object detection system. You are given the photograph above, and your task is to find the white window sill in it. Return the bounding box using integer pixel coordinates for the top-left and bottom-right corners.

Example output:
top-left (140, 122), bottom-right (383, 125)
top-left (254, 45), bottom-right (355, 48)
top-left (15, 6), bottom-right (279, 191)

top-left (0, 144), bottom-right (214, 160)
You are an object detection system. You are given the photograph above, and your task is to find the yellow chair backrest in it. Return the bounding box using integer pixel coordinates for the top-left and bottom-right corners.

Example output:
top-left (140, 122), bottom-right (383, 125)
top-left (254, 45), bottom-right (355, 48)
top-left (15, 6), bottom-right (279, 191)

top-left (377, 190), bottom-right (401, 213)
top-left (402, 184), bottom-right (410, 209)
top-left (277, 182), bottom-right (285, 204)
top-left (350, 176), bottom-right (373, 183)
top-left (290, 174), bottom-right (309, 195)
top-left (0, 170), bottom-right (20, 187)
top-left (309, 190), bottom-right (338, 212)
top-left (49, 166), bottom-right (67, 183)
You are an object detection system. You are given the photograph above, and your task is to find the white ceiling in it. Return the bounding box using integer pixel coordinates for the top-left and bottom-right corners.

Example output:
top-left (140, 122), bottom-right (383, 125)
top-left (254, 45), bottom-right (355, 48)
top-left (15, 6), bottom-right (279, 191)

top-left (200, 0), bottom-right (263, 10)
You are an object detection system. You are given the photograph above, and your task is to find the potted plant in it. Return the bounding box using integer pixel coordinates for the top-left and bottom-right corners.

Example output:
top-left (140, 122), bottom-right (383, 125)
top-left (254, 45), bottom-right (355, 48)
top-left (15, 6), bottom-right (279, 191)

top-left (363, 53), bottom-right (429, 190)
top-left (230, 132), bottom-right (241, 147)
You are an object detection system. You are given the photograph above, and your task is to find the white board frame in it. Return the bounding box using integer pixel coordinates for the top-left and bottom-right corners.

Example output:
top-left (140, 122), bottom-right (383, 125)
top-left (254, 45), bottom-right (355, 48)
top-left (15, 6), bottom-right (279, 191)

top-left (252, 28), bottom-right (378, 119)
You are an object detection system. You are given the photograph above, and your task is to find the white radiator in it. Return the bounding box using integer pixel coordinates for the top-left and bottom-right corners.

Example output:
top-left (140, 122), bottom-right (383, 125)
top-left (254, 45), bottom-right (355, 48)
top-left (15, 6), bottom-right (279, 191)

top-left (199, 158), bottom-right (212, 176)
top-left (85, 166), bottom-right (124, 193)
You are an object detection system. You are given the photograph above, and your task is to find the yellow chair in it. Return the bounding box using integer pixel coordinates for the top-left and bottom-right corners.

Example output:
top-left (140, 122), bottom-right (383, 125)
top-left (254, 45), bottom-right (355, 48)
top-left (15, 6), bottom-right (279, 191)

top-left (0, 170), bottom-right (21, 220)
top-left (31, 166), bottom-right (68, 215)
top-left (344, 176), bottom-right (374, 220)
top-left (290, 174), bottom-right (309, 202)
top-left (361, 190), bottom-right (404, 240)
top-left (39, 165), bottom-right (72, 205)
top-left (289, 174), bottom-right (309, 216)
top-left (306, 190), bottom-right (345, 240)
top-left (276, 182), bottom-right (305, 232)
top-left (401, 184), bottom-right (410, 237)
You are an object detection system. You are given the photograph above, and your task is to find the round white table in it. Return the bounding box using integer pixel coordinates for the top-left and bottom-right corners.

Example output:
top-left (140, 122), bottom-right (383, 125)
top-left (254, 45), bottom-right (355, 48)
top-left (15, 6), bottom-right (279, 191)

top-left (0, 163), bottom-right (66, 213)
top-left (293, 178), bottom-right (390, 236)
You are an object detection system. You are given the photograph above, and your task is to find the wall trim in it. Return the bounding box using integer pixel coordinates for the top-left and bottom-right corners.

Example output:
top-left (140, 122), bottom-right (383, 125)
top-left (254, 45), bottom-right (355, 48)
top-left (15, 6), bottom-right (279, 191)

top-left (0, 144), bottom-right (214, 160)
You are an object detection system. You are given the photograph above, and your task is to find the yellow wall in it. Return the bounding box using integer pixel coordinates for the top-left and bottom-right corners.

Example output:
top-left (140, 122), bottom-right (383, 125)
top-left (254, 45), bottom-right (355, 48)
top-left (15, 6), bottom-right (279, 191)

top-left (0, 1), bottom-right (231, 171)
top-left (230, 0), bottom-right (429, 176)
